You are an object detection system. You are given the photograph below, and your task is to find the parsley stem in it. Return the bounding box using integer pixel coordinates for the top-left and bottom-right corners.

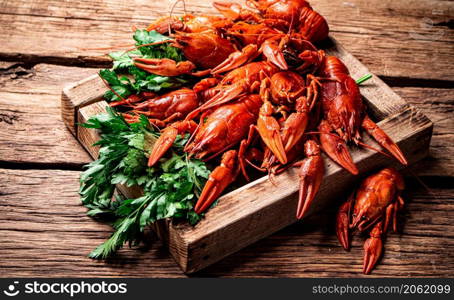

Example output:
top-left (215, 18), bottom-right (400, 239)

top-left (356, 74), bottom-right (372, 85)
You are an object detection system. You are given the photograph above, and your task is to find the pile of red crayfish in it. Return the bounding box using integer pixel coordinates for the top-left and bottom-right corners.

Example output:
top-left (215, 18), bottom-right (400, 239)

top-left (109, 0), bottom-right (409, 274)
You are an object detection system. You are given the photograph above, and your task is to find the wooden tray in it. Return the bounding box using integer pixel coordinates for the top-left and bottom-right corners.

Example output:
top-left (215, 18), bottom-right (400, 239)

top-left (61, 37), bottom-right (433, 274)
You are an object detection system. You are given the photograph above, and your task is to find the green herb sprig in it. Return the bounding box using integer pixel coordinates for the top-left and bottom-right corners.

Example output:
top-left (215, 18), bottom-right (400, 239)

top-left (79, 107), bottom-right (210, 259)
top-left (356, 74), bottom-right (372, 85)
top-left (100, 30), bottom-right (187, 102)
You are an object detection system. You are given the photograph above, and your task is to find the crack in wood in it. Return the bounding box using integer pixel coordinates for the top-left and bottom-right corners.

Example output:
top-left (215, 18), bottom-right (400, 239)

top-left (381, 76), bottom-right (454, 89)
top-left (0, 113), bottom-right (19, 125)
top-left (434, 19), bottom-right (454, 29)
top-left (1, 53), bottom-right (452, 89)
top-left (0, 161), bottom-right (85, 171)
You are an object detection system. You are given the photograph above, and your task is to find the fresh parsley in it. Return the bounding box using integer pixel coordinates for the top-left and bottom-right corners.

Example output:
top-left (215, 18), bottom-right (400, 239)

top-left (100, 30), bottom-right (187, 102)
top-left (79, 107), bottom-right (210, 259)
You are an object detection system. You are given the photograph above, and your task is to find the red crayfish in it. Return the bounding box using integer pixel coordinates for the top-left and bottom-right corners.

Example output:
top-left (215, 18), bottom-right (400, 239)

top-left (336, 167), bottom-right (405, 274)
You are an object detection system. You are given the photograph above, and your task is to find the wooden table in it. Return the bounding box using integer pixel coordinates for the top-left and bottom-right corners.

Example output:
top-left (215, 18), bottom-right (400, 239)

top-left (0, 0), bottom-right (453, 277)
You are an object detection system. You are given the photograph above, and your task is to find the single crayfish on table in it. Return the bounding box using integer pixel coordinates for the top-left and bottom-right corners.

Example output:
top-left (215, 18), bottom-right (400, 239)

top-left (103, 0), bottom-right (409, 273)
top-left (336, 167), bottom-right (406, 274)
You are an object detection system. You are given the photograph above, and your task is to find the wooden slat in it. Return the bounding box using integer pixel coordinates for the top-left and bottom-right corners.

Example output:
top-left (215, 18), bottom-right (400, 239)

top-left (0, 168), bottom-right (451, 277)
top-left (0, 63), bottom-right (95, 166)
top-left (0, 0), bottom-right (452, 81)
top-left (394, 87), bottom-right (454, 177)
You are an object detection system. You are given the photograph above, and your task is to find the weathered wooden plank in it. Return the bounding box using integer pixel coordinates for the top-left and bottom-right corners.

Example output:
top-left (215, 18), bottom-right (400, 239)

top-left (0, 0), bottom-right (452, 81)
top-left (0, 168), bottom-right (451, 277)
top-left (0, 169), bottom-right (184, 278)
top-left (394, 87), bottom-right (454, 177)
top-left (0, 64), bottom-right (96, 166)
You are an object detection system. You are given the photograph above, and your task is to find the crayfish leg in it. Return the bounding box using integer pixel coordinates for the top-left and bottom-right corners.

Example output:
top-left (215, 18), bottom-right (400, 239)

top-left (384, 195), bottom-right (405, 233)
top-left (238, 124), bottom-right (258, 182)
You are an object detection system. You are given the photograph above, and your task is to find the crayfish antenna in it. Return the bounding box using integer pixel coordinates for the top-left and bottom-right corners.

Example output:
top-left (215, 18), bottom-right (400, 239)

top-left (363, 221), bottom-right (384, 274)
top-left (295, 140), bottom-right (324, 219)
top-left (194, 150), bottom-right (239, 214)
top-left (361, 115), bottom-right (408, 165)
top-left (336, 197), bottom-right (352, 251)
top-left (318, 120), bottom-right (358, 175)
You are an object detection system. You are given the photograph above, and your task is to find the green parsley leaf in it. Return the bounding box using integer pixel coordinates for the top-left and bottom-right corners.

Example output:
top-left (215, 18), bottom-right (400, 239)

top-left (80, 107), bottom-right (210, 259)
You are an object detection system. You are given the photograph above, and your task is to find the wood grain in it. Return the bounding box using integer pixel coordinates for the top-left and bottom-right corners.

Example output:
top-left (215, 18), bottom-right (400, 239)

top-left (395, 87), bottom-right (454, 177)
top-left (0, 0), bottom-right (452, 81)
top-left (0, 168), bottom-right (451, 277)
top-left (0, 63), bottom-right (95, 166)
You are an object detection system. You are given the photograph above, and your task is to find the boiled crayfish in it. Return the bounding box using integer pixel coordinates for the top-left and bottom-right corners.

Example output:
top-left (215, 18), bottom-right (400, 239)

top-left (107, 0), bottom-right (409, 241)
top-left (336, 167), bottom-right (405, 274)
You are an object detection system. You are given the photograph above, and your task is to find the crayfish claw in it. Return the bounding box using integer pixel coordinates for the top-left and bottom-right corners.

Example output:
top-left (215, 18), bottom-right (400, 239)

top-left (363, 222), bottom-right (384, 274)
top-left (295, 140), bottom-right (324, 219)
top-left (148, 121), bottom-right (197, 167)
top-left (134, 58), bottom-right (196, 77)
top-left (257, 104), bottom-right (287, 165)
top-left (362, 115), bottom-right (408, 166)
top-left (336, 198), bottom-right (352, 250)
top-left (213, 2), bottom-right (242, 20)
top-left (211, 44), bottom-right (259, 74)
top-left (319, 120), bottom-right (358, 175)
top-left (199, 84), bottom-right (245, 111)
top-left (194, 150), bottom-right (239, 214)
top-left (260, 38), bottom-right (288, 70)
top-left (148, 126), bottom-right (178, 167)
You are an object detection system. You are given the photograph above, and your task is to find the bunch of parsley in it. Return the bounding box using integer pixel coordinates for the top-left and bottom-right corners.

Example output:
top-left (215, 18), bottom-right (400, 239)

top-left (100, 29), bottom-right (187, 102)
top-left (79, 107), bottom-right (210, 259)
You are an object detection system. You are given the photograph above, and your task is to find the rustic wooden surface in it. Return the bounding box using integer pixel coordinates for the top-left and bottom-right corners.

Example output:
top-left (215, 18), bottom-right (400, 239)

top-left (0, 0), bottom-right (453, 277)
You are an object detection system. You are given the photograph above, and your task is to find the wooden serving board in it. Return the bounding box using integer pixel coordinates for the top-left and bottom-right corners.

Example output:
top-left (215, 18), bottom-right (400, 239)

top-left (61, 37), bottom-right (433, 274)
